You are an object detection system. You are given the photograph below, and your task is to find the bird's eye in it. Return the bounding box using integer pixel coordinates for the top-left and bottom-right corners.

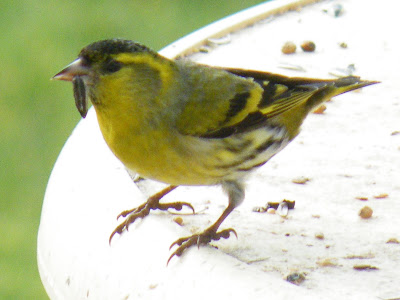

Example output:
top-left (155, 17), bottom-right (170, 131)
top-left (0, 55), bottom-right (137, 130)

top-left (103, 60), bottom-right (122, 74)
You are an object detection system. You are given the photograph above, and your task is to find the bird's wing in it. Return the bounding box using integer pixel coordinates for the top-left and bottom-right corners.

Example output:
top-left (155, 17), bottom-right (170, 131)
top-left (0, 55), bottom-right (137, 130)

top-left (176, 66), bottom-right (325, 139)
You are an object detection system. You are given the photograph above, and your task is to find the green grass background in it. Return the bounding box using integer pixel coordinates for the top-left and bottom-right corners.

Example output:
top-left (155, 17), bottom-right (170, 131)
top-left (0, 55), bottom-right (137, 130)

top-left (0, 0), bottom-right (266, 298)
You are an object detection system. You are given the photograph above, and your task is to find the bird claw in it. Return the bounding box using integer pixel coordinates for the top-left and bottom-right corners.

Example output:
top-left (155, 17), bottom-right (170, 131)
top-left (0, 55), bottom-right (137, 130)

top-left (116, 205), bottom-right (143, 220)
top-left (109, 200), bottom-right (195, 244)
top-left (167, 228), bottom-right (237, 265)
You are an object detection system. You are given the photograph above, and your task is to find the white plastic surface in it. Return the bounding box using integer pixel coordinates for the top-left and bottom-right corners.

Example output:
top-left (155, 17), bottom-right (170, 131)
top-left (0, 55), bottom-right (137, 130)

top-left (38, 0), bottom-right (400, 299)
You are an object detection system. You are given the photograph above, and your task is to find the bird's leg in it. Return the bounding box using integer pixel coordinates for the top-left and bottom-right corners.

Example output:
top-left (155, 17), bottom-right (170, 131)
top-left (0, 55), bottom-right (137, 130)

top-left (167, 181), bottom-right (244, 264)
top-left (109, 185), bottom-right (195, 243)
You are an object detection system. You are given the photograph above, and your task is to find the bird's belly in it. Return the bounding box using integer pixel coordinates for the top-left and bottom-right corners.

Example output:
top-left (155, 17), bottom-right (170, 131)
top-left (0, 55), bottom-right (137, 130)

top-left (104, 124), bottom-right (289, 186)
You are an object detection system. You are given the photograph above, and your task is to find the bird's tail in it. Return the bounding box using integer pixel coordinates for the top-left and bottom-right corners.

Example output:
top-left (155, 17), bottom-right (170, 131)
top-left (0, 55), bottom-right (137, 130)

top-left (305, 76), bottom-right (379, 111)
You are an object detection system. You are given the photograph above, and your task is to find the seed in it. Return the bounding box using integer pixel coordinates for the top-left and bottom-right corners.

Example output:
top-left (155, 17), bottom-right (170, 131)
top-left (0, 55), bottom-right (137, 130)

top-left (173, 216), bottom-right (184, 226)
top-left (359, 206), bottom-right (373, 219)
top-left (317, 258), bottom-right (338, 267)
top-left (292, 176), bottom-right (310, 184)
top-left (282, 41), bottom-right (296, 54)
top-left (313, 104), bottom-right (327, 114)
top-left (373, 193), bottom-right (388, 199)
top-left (353, 264), bottom-right (379, 271)
top-left (301, 41), bottom-right (316, 52)
top-left (386, 238), bottom-right (399, 244)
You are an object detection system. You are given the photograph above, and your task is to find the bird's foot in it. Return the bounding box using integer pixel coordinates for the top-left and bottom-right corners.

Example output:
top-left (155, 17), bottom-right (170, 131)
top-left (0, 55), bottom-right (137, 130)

top-left (109, 193), bottom-right (194, 244)
top-left (167, 228), bottom-right (237, 264)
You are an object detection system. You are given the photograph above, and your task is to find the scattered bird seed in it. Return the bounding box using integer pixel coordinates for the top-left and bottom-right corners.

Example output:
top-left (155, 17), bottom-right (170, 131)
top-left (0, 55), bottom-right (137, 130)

top-left (353, 264), bottom-right (379, 271)
top-left (301, 40), bottom-right (316, 52)
top-left (253, 200), bottom-right (295, 214)
top-left (359, 206), bottom-right (373, 219)
top-left (173, 216), bottom-right (184, 226)
top-left (374, 193), bottom-right (388, 199)
top-left (292, 176), bottom-right (310, 184)
top-left (198, 46), bottom-right (210, 53)
top-left (345, 253), bottom-right (375, 259)
top-left (282, 41), bottom-right (296, 54)
top-left (386, 238), bottom-right (399, 244)
top-left (313, 104), bottom-right (327, 114)
top-left (286, 272), bottom-right (306, 285)
top-left (317, 258), bottom-right (338, 267)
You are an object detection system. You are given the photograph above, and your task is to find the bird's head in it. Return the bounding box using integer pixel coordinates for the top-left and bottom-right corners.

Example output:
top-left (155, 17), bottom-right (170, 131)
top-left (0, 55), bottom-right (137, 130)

top-left (53, 39), bottom-right (157, 118)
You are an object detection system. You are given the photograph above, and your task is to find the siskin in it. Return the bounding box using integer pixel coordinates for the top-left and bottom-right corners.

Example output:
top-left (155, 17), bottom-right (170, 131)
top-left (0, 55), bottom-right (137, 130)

top-left (53, 39), bottom-right (377, 263)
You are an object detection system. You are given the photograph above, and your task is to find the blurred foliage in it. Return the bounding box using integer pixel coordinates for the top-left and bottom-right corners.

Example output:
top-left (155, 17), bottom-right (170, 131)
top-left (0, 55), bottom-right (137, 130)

top-left (0, 0), bottom-right (266, 298)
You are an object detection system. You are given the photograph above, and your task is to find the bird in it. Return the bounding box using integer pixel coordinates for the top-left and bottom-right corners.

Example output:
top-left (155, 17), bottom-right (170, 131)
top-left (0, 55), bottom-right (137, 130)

top-left (53, 38), bottom-right (377, 263)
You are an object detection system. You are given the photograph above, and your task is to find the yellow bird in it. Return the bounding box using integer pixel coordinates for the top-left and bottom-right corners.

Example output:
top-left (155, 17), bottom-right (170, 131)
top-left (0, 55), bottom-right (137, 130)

top-left (53, 39), bottom-right (377, 263)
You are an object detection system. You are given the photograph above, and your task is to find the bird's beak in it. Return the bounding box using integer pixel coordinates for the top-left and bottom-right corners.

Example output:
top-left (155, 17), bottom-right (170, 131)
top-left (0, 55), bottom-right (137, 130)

top-left (53, 58), bottom-right (90, 118)
top-left (52, 58), bottom-right (89, 81)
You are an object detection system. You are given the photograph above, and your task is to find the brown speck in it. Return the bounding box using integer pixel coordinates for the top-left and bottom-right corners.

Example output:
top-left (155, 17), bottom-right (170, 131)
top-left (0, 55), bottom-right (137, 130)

top-left (252, 206), bottom-right (267, 213)
top-left (315, 232), bottom-right (325, 240)
top-left (356, 196), bottom-right (369, 201)
top-left (281, 200), bottom-right (295, 209)
top-left (132, 175), bottom-right (145, 183)
top-left (292, 176), bottom-right (310, 184)
top-left (339, 42), bottom-right (348, 48)
top-left (313, 104), bottom-right (326, 114)
top-left (345, 253), bottom-right (375, 259)
top-left (173, 216), bottom-right (183, 226)
top-left (353, 264), bottom-right (379, 271)
top-left (374, 193), bottom-right (388, 199)
top-left (359, 206), bottom-right (373, 219)
top-left (198, 46), bottom-right (210, 53)
top-left (341, 174), bottom-right (353, 178)
top-left (386, 238), bottom-right (400, 244)
top-left (254, 200), bottom-right (295, 214)
top-left (286, 272), bottom-right (306, 285)
top-left (301, 41), bottom-right (316, 52)
top-left (149, 284), bottom-right (158, 290)
top-left (282, 41), bottom-right (296, 54)
top-left (317, 258), bottom-right (338, 267)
